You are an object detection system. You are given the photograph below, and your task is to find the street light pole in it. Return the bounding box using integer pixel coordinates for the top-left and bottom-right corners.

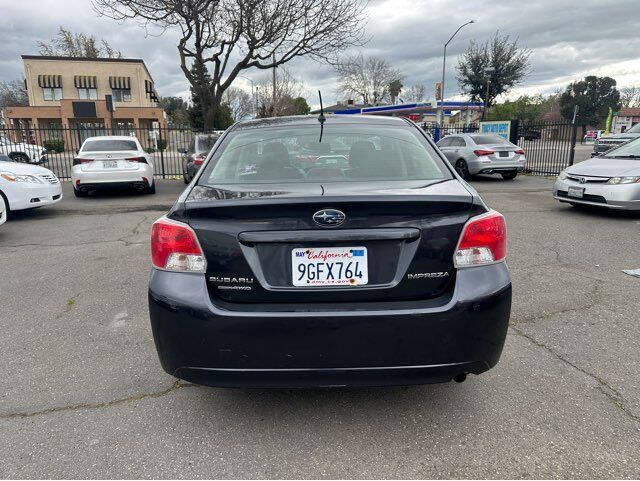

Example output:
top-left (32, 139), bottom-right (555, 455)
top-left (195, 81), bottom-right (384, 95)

top-left (439, 20), bottom-right (475, 130)
top-left (236, 75), bottom-right (256, 118)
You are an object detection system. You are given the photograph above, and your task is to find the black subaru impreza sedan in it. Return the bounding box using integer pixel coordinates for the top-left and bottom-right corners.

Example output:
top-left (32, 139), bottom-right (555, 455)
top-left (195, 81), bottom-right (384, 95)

top-left (148, 114), bottom-right (511, 388)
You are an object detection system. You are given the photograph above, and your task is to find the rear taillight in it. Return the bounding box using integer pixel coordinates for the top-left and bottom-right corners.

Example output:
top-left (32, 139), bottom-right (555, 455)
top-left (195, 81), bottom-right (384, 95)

top-left (515, 149), bottom-right (525, 155)
top-left (151, 217), bottom-right (206, 272)
top-left (193, 154), bottom-right (205, 166)
top-left (473, 149), bottom-right (494, 156)
top-left (454, 210), bottom-right (507, 268)
top-left (126, 156), bottom-right (148, 164)
top-left (73, 158), bottom-right (92, 165)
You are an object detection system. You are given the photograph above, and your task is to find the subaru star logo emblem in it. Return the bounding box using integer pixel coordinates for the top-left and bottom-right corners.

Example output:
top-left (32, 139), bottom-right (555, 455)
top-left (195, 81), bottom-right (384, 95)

top-left (313, 209), bottom-right (346, 227)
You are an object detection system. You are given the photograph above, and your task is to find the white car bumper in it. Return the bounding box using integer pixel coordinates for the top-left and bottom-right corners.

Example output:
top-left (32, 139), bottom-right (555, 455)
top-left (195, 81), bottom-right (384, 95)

top-left (72, 164), bottom-right (154, 188)
top-left (0, 194), bottom-right (6, 226)
top-left (2, 180), bottom-right (63, 211)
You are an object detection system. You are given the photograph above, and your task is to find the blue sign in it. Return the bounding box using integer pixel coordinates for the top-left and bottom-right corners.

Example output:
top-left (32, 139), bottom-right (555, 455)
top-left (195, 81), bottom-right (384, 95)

top-left (479, 121), bottom-right (511, 140)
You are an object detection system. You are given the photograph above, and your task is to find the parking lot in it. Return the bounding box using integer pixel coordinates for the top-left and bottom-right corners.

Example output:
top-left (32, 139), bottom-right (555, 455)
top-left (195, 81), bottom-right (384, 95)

top-left (1, 176), bottom-right (639, 478)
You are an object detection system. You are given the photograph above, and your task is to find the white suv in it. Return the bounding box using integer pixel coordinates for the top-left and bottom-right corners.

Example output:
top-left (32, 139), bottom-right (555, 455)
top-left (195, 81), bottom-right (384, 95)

top-left (71, 136), bottom-right (155, 197)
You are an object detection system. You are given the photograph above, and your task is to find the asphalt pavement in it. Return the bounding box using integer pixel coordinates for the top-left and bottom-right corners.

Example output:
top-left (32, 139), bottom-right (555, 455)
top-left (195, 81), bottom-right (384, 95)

top-left (1, 176), bottom-right (639, 478)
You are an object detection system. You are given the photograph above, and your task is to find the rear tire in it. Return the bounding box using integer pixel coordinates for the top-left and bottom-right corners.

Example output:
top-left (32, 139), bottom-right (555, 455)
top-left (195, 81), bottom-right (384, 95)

top-left (455, 159), bottom-right (471, 180)
top-left (501, 171), bottom-right (518, 180)
top-left (73, 188), bottom-right (87, 198)
top-left (147, 182), bottom-right (156, 194)
top-left (183, 172), bottom-right (190, 184)
top-left (9, 153), bottom-right (30, 163)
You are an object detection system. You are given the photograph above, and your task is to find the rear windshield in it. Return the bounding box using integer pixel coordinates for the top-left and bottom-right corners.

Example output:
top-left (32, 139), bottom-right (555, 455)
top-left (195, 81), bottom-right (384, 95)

top-left (196, 135), bottom-right (219, 153)
top-left (198, 123), bottom-right (449, 184)
top-left (82, 139), bottom-right (138, 152)
top-left (470, 135), bottom-right (510, 145)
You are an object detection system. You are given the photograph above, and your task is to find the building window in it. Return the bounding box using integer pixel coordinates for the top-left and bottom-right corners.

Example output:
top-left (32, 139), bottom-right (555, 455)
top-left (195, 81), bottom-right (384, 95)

top-left (78, 88), bottom-right (98, 100)
top-left (112, 89), bottom-right (132, 102)
top-left (42, 87), bottom-right (63, 101)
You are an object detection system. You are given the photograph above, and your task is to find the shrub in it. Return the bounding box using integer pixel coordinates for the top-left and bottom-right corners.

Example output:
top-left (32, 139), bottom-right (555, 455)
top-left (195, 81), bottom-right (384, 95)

top-left (156, 138), bottom-right (167, 151)
top-left (43, 139), bottom-right (65, 153)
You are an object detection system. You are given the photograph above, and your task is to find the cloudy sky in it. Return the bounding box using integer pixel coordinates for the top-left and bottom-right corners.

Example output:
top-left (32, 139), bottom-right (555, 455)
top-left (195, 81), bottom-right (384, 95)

top-left (1, 0), bottom-right (639, 107)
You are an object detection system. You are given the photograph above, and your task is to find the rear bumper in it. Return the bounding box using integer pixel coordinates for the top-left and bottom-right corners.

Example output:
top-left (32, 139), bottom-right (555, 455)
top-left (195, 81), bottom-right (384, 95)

top-left (148, 263), bottom-right (512, 388)
top-left (468, 159), bottom-right (525, 175)
top-left (72, 164), bottom-right (154, 186)
top-left (75, 180), bottom-right (150, 192)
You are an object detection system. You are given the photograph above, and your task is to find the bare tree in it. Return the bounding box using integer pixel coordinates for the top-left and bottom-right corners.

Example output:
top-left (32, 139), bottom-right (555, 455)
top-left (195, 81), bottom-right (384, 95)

top-left (620, 85), bottom-right (640, 108)
top-left (255, 67), bottom-right (309, 117)
top-left (335, 54), bottom-right (403, 105)
top-left (401, 84), bottom-right (425, 103)
top-left (222, 87), bottom-right (254, 121)
top-left (93, 0), bottom-right (367, 130)
top-left (0, 80), bottom-right (29, 109)
top-left (37, 26), bottom-right (122, 58)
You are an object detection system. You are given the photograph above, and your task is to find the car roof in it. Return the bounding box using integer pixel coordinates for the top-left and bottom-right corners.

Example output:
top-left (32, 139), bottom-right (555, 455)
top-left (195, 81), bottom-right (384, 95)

top-left (230, 114), bottom-right (409, 132)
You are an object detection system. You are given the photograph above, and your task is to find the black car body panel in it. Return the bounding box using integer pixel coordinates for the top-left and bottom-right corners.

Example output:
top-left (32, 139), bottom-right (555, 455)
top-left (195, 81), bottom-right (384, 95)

top-left (149, 114), bottom-right (511, 387)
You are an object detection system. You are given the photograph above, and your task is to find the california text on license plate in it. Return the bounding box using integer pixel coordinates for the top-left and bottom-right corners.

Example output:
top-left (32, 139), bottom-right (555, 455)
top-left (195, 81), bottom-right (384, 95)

top-left (292, 246), bottom-right (368, 287)
top-left (103, 160), bottom-right (118, 168)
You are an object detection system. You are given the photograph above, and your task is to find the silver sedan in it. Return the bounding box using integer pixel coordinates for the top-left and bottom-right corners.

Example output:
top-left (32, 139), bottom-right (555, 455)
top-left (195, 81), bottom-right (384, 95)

top-left (554, 137), bottom-right (640, 210)
top-left (436, 133), bottom-right (526, 180)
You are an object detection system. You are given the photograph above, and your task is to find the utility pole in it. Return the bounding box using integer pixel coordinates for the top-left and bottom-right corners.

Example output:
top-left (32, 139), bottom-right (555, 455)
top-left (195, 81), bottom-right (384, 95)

top-left (439, 20), bottom-right (475, 129)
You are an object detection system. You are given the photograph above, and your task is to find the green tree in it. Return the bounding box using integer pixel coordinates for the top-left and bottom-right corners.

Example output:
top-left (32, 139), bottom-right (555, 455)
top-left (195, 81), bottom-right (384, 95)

top-left (290, 97), bottom-right (310, 115)
top-left (456, 32), bottom-right (531, 109)
top-left (159, 96), bottom-right (190, 126)
top-left (559, 76), bottom-right (621, 127)
top-left (487, 95), bottom-right (545, 123)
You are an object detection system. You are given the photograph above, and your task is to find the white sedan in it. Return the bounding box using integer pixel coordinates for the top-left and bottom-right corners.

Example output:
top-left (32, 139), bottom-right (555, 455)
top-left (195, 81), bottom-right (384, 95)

top-left (0, 153), bottom-right (63, 214)
top-left (72, 136), bottom-right (155, 197)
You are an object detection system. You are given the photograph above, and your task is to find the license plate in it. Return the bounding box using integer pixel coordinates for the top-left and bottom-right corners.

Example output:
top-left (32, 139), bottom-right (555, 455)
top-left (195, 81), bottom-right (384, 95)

top-left (498, 151), bottom-right (509, 157)
top-left (568, 186), bottom-right (584, 198)
top-left (292, 246), bottom-right (368, 287)
top-left (103, 160), bottom-right (118, 169)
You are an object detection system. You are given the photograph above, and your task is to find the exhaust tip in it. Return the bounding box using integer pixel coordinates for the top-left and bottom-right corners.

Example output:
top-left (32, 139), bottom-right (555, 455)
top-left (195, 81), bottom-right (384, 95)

top-left (453, 373), bottom-right (467, 383)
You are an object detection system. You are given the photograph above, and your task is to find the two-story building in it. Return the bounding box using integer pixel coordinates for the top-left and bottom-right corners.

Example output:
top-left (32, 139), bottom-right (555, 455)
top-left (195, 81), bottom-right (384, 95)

top-left (4, 55), bottom-right (167, 137)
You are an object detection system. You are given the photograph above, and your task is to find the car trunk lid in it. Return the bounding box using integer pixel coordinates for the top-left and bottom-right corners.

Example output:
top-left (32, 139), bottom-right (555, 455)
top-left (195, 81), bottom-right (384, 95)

top-left (185, 180), bottom-right (475, 304)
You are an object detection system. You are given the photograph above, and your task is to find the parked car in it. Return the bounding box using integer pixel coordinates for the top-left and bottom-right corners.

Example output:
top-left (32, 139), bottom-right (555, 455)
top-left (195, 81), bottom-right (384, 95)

top-left (592, 123), bottom-right (640, 156)
top-left (554, 136), bottom-right (640, 210)
top-left (0, 135), bottom-right (48, 164)
top-left (0, 180), bottom-right (6, 227)
top-left (148, 114), bottom-right (511, 388)
top-left (182, 132), bottom-right (223, 184)
top-left (0, 153), bottom-right (62, 213)
top-left (437, 133), bottom-right (526, 180)
top-left (72, 136), bottom-right (155, 196)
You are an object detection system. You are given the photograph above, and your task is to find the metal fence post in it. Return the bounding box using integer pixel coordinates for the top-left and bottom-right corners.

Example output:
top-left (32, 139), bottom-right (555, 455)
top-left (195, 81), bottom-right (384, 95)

top-left (159, 127), bottom-right (166, 179)
top-left (568, 105), bottom-right (579, 166)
